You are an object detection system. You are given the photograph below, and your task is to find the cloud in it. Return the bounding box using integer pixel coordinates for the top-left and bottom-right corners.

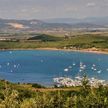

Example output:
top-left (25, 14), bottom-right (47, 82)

top-left (86, 2), bottom-right (96, 7)
top-left (20, 8), bottom-right (40, 13)
top-left (21, 9), bottom-right (27, 13)
top-left (66, 7), bottom-right (78, 12)
top-left (0, 0), bottom-right (107, 19)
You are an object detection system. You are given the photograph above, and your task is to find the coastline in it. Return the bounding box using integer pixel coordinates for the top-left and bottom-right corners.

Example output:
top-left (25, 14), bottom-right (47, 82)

top-left (37, 48), bottom-right (108, 55)
top-left (0, 47), bottom-right (108, 55)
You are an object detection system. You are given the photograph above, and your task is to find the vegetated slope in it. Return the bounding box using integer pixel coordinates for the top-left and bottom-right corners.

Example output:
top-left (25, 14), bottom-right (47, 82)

top-left (28, 34), bottom-right (63, 42)
top-left (0, 78), bottom-right (108, 107)
top-left (0, 34), bottom-right (108, 50)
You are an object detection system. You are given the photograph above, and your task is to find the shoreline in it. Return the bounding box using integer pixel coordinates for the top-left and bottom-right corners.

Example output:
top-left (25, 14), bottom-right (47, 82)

top-left (0, 48), bottom-right (108, 55)
top-left (36, 48), bottom-right (108, 55)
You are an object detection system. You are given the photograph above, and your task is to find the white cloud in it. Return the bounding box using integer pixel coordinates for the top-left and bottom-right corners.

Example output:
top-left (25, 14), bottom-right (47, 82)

top-left (86, 2), bottom-right (96, 7)
top-left (0, 0), bottom-right (107, 19)
top-left (21, 9), bottom-right (27, 13)
top-left (66, 7), bottom-right (78, 12)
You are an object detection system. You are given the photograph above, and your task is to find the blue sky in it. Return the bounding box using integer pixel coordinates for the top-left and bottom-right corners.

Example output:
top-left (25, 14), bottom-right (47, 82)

top-left (0, 0), bottom-right (108, 19)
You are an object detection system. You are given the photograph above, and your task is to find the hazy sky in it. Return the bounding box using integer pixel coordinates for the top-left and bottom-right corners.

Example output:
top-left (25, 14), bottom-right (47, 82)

top-left (0, 0), bottom-right (108, 19)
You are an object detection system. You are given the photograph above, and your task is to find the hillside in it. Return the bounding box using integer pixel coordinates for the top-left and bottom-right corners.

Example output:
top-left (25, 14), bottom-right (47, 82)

top-left (0, 79), bottom-right (108, 107)
top-left (0, 33), bottom-right (108, 50)
top-left (44, 17), bottom-right (108, 26)
top-left (28, 34), bottom-right (63, 42)
top-left (0, 18), bottom-right (107, 33)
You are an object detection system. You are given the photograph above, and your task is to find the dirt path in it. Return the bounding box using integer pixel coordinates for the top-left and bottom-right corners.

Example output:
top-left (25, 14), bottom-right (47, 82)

top-left (30, 88), bottom-right (80, 92)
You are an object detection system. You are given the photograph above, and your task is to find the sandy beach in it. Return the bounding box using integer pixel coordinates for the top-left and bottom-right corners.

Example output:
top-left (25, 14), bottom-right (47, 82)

top-left (36, 48), bottom-right (108, 55)
top-left (0, 47), bottom-right (108, 55)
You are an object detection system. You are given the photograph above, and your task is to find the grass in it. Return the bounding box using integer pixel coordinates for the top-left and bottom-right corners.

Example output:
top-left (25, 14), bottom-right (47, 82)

top-left (0, 34), bottom-right (108, 50)
top-left (0, 78), bottom-right (108, 108)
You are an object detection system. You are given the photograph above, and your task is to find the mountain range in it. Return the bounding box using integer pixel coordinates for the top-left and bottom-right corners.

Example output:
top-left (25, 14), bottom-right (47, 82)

top-left (0, 17), bottom-right (108, 33)
top-left (44, 17), bottom-right (108, 25)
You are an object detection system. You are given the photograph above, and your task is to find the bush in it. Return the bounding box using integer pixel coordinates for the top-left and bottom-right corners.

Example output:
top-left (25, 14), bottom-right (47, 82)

top-left (32, 83), bottom-right (45, 88)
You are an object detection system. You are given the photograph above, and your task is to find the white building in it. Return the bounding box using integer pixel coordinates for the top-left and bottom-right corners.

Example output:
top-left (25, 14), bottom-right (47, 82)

top-left (53, 76), bottom-right (106, 87)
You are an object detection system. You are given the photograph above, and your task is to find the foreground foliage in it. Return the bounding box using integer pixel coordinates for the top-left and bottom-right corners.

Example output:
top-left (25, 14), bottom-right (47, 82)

top-left (0, 79), bottom-right (108, 108)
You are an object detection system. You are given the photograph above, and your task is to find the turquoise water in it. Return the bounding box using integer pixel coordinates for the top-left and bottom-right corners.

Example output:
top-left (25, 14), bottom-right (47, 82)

top-left (0, 50), bottom-right (108, 86)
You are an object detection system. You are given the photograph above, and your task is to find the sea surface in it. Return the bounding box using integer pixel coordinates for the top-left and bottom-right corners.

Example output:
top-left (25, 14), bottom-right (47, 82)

top-left (0, 50), bottom-right (108, 86)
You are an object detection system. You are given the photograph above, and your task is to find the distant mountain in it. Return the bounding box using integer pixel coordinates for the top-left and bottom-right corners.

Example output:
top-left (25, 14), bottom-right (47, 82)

top-left (44, 18), bottom-right (81, 24)
top-left (0, 18), bottom-right (44, 29)
top-left (44, 17), bottom-right (108, 26)
top-left (71, 23), bottom-right (105, 28)
top-left (82, 17), bottom-right (108, 26)
top-left (0, 18), bottom-right (107, 33)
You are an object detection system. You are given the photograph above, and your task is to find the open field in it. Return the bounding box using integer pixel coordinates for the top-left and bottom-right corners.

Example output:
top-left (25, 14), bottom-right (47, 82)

top-left (0, 32), bottom-right (108, 51)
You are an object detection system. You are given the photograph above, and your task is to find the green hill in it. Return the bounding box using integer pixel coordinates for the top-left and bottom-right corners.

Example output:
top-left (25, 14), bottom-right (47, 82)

top-left (28, 34), bottom-right (63, 42)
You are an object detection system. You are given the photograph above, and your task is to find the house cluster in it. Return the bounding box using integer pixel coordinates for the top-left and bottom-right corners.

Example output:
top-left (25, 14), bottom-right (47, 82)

top-left (53, 76), bottom-right (106, 87)
top-left (0, 36), bottom-right (19, 41)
